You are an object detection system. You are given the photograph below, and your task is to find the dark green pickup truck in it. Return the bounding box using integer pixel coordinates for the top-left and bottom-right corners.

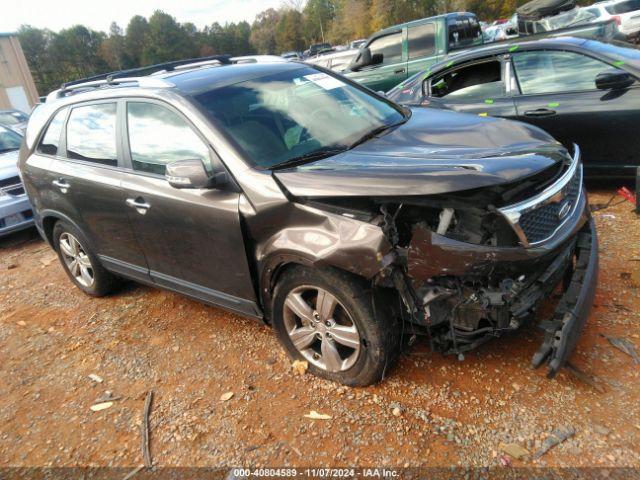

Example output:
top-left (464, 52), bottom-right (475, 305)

top-left (344, 12), bottom-right (484, 92)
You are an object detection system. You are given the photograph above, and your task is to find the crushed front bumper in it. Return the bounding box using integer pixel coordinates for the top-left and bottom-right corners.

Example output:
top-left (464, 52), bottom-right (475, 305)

top-left (532, 218), bottom-right (598, 377)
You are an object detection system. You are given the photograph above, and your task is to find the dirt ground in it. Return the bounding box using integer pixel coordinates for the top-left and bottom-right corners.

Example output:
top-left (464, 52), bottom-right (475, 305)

top-left (1, 189), bottom-right (639, 471)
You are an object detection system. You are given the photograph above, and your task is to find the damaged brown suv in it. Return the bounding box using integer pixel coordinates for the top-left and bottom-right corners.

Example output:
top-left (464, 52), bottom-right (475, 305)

top-left (20, 60), bottom-right (598, 386)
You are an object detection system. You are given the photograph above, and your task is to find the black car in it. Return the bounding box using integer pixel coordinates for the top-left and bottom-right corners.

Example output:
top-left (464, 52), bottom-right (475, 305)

top-left (387, 36), bottom-right (640, 177)
top-left (20, 60), bottom-right (597, 386)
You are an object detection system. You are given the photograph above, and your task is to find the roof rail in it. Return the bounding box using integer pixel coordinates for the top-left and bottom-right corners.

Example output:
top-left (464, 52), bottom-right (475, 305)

top-left (60, 54), bottom-right (232, 89)
top-left (47, 76), bottom-right (173, 102)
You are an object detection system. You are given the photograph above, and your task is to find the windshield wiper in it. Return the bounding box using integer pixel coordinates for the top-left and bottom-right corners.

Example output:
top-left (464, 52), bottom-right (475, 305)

top-left (269, 147), bottom-right (347, 170)
top-left (348, 118), bottom-right (408, 151)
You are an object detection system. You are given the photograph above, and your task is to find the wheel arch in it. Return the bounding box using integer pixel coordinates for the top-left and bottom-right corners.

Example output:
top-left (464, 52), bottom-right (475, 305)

top-left (40, 210), bottom-right (94, 250)
top-left (259, 253), bottom-right (376, 324)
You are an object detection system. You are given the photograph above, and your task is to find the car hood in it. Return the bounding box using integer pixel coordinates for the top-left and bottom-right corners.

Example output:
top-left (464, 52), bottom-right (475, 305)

top-left (273, 108), bottom-right (569, 198)
top-left (0, 150), bottom-right (19, 180)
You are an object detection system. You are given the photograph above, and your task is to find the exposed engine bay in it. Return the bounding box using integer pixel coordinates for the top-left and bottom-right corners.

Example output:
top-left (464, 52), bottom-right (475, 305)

top-left (307, 156), bottom-right (596, 377)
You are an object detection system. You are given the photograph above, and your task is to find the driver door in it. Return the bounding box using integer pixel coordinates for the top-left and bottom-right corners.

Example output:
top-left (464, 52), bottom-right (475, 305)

top-left (348, 30), bottom-right (407, 92)
top-left (120, 99), bottom-right (259, 317)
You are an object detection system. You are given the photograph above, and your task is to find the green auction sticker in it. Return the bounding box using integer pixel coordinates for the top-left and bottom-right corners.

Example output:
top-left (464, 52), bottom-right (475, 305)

top-left (423, 70), bottom-right (431, 80)
top-left (446, 61), bottom-right (454, 68)
top-left (484, 99), bottom-right (495, 105)
top-left (509, 45), bottom-right (519, 52)
top-left (548, 102), bottom-right (560, 108)
top-left (613, 60), bottom-right (625, 67)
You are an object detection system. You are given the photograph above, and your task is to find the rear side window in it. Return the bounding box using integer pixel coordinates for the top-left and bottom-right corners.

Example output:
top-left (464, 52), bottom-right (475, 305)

top-left (66, 104), bottom-right (118, 166)
top-left (38, 108), bottom-right (68, 156)
top-left (369, 32), bottom-right (403, 65)
top-left (606, 0), bottom-right (640, 14)
top-left (408, 23), bottom-right (435, 59)
top-left (126, 102), bottom-right (210, 176)
top-left (448, 16), bottom-right (483, 51)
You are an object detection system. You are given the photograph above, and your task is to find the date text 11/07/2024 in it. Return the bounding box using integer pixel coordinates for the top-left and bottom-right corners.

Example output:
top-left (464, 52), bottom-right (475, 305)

top-left (231, 468), bottom-right (401, 477)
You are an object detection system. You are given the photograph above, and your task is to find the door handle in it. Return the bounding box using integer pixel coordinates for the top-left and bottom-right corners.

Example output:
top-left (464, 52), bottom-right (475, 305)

top-left (394, 68), bottom-right (406, 74)
top-left (126, 197), bottom-right (151, 215)
top-left (524, 108), bottom-right (556, 117)
top-left (52, 179), bottom-right (70, 193)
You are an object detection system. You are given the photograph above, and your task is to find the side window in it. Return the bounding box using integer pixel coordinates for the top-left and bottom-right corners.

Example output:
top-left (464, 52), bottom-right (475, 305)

top-left (512, 51), bottom-right (613, 94)
top-left (37, 108), bottom-right (68, 156)
top-left (127, 102), bottom-right (210, 176)
top-left (368, 32), bottom-right (403, 66)
top-left (67, 103), bottom-right (118, 166)
top-left (408, 23), bottom-right (435, 59)
top-left (449, 17), bottom-right (483, 51)
top-left (430, 60), bottom-right (504, 101)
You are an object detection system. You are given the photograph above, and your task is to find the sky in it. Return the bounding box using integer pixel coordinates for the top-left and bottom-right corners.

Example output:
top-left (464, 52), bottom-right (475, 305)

top-left (0, 0), bottom-right (288, 33)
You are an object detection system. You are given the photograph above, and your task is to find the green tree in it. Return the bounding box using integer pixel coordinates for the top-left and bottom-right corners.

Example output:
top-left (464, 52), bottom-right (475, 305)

top-left (251, 9), bottom-right (282, 54)
top-left (124, 15), bottom-right (149, 67)
top-left (276, 9), bottom-right (305, 52)
top-left (142, 11), bottom-right (196, 64)
top-left (99, 22), bottom-right (126, 70)
top-left (303, 0), bottom-right (337, 43)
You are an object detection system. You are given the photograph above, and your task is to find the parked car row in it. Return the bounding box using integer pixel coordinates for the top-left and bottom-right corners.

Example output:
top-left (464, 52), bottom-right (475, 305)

top-left (387, 36), bottom-right (640, 177)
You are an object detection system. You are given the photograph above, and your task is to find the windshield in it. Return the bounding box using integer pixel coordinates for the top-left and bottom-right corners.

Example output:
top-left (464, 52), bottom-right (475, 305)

top-left (0, 125), bottom-right (22, 153)
top-left (0, 111), bottom-right (27, 126)
top-left (194, 67), bottom-right (405, 169)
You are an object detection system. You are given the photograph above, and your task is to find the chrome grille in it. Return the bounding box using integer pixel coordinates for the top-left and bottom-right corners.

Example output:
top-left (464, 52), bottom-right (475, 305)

top-left (498, 145), bottom-right (583, 247)
top-left (518, 167), bottom-right (581, 244)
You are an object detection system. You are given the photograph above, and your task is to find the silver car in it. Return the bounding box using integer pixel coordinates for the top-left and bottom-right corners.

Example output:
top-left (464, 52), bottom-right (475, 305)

top-left (0, 125), bottom-right (33, 236)
top-left (0, 109), bottom-right (29, 136)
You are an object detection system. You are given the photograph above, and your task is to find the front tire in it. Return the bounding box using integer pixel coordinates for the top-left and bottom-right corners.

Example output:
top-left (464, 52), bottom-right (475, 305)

top-left (272, 266), bottom-right (399, 387)
top-left (53, 221), bottom-right (118, 297)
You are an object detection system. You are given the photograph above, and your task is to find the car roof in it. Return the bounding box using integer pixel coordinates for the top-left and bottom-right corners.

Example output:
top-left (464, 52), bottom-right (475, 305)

top-left (429, 36), bottom-right (590, 69)
top-left (161, 62), bottom-right (308, 95)
top-left (377, 12), bottom-right (476, 34)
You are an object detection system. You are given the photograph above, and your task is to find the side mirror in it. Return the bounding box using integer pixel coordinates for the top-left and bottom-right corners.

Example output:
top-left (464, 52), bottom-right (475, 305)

top-left (349, 47), bottom-right (372, 71)
top-left (370, 53), bottom-right (383, 66)
top-left (166, 159), bottom-right (221, 189)
top-left (596, 69), bottom-right (635, 90)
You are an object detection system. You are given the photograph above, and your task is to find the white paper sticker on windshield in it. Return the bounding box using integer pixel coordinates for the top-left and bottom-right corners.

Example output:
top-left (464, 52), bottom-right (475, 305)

top-left (304, 73), bottom-right (345, 90)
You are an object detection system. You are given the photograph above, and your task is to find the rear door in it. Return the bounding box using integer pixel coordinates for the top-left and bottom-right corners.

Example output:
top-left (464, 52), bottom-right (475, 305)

top-left (39, 101), bottom-right (148, 280)
top-left (348, 30), bottom-right (407, 92)
top-left (511, 49), bottom-right (640, 175)
top-left (120, 99), bottom-right (259, 316)
top-left (426, 56), bottom-right (518, 118)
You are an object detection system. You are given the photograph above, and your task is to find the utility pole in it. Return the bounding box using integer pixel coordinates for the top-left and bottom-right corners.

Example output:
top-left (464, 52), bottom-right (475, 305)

top-left (320, 19), bottom-right (325, 43)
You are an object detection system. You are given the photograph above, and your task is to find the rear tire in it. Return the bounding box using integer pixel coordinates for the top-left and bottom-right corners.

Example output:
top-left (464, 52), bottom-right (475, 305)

top-left (272, 265), bottom-right (399, 387)
top-left (53, 220), bottom-right (118, 297)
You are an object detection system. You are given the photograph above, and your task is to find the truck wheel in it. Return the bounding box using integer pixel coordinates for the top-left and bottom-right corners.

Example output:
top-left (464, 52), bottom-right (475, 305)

top-left (53, 221), bottom-right (118, 297)
top-left (272, 266), bottom-right (399, 387)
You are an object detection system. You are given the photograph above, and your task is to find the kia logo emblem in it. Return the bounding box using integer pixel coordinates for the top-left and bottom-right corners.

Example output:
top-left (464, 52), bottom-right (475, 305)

top-left (558, 200), bottom-right (572, 220)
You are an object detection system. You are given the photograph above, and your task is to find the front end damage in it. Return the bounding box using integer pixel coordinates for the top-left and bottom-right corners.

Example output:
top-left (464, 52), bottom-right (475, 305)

top-left (268, 125), bottom-right (598, 377)
top-left (366, 145), bottom-right (598, 377)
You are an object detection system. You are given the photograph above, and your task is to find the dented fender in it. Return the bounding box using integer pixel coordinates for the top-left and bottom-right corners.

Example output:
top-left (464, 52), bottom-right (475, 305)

top-left (244, 199), bottom-right (392, 317)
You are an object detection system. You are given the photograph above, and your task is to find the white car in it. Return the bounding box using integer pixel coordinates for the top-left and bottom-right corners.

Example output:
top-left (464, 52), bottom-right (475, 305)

top-left (305, 49), bottom-right (359, 73)
top-left (0, 109), bottom-right (29, 136)
top-left (583, 0), bottom-right (640, 39)
top-left (0, 126), bottom-right (34, 236)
